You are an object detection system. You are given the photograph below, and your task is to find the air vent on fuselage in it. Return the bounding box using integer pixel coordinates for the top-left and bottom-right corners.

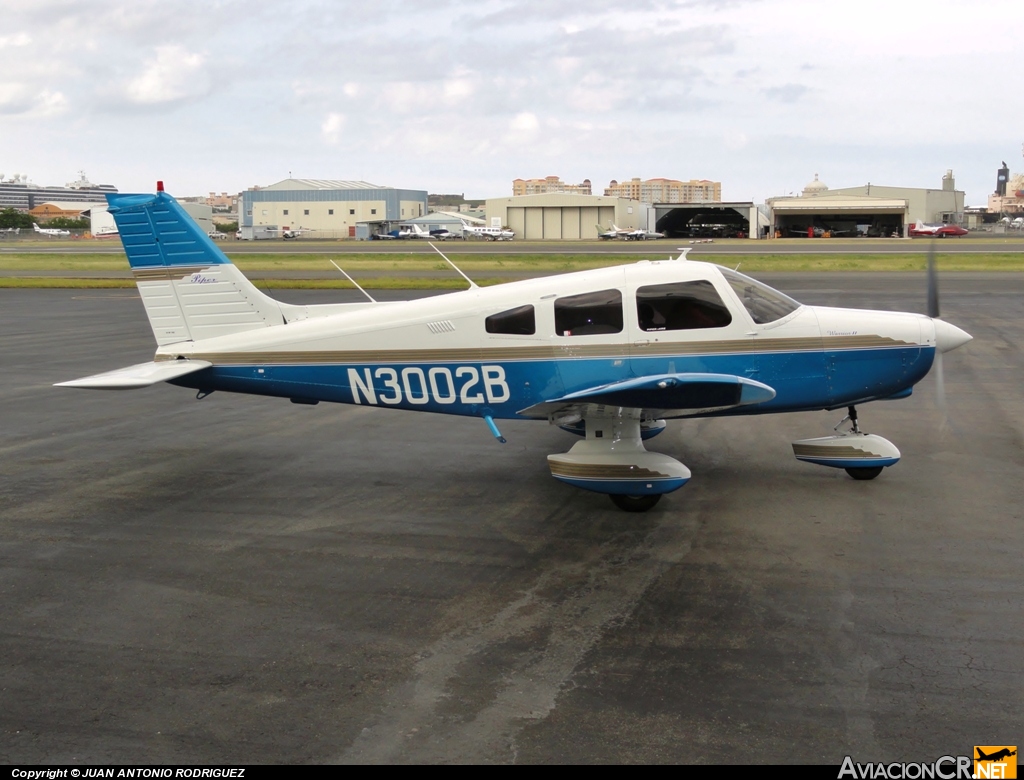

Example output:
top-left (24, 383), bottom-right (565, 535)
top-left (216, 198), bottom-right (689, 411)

top-left (426, 320), bottom-right (456, 334)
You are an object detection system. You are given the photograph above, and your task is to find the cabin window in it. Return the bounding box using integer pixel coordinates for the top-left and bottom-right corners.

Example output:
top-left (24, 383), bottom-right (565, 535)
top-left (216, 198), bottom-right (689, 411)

top-left (720, 268), bottom-right (801, 324)
top-left (636, 280), bottom-right (732, 331)
top-left (554, 289), bottom-right (623, 336)
top-left (486, 304), bottom-right (535, 335)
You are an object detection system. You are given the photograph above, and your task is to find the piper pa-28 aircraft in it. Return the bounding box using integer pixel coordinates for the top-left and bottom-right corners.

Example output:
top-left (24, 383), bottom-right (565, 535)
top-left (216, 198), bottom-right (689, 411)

top-left (57, 186), bottom-right (972, 511)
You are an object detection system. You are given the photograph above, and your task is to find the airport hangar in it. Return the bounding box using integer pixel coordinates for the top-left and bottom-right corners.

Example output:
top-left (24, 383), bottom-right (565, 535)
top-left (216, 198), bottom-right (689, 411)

top-left (653, 202), bottom-right (765, 239)
top-left (241, 179), bottom-right (428, 239)
top-left (766, 173), bottom-right (965, 238)
top-left (485, 194), bottom-right (767, 240)
top-left (401, 210), bottom-right (485, 234)
top-left (484, 194), bottom-right (644, 239)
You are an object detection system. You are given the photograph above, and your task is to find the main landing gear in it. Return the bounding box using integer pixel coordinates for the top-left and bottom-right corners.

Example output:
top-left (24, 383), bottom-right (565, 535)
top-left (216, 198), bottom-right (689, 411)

top-left (791, 405), bottom-right (901, 480)
top-left (547, 411), bottom-right (689, 512)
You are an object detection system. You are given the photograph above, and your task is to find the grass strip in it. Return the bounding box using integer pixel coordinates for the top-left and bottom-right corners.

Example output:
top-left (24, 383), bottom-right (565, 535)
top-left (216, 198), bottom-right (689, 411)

top-left (2, 252), bottom-right (1024, 273)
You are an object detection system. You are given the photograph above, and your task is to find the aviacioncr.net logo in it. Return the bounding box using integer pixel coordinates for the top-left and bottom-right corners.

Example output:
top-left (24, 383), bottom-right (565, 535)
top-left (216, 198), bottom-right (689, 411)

top-left (974, 747), bottom-right (1017, 780)
top-left (838, 756), bottom-right (973, 779)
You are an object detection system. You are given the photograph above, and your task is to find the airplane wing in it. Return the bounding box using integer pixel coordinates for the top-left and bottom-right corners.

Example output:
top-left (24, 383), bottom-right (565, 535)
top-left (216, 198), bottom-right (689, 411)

top-left (517, 372), bottom-right (775, 419)
top-left (55, 359), bottom-right (212, 390)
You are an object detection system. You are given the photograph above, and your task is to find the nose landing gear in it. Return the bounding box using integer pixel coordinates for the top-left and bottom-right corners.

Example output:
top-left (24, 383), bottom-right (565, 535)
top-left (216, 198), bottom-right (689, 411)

top-left (792, 405), bottom-right (901, 480)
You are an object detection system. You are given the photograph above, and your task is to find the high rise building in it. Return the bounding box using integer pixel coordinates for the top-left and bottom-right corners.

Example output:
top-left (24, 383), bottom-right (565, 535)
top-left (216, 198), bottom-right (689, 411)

top-left (604, 177), bottom-right (721, 203)
top-left (512, 176), bottom-right (592, 196)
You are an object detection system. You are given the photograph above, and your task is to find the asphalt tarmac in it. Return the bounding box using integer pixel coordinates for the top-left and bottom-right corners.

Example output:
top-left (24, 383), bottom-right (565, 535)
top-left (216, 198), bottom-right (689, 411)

top-left (2, 274), bottom-right (1022, 764)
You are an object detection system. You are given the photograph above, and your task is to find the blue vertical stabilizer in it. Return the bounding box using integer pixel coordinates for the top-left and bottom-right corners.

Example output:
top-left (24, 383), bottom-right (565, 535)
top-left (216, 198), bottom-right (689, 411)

top-left (106, 191), bottom-right (231, 269)
top-left (107, 188), bottom-right (285, 346)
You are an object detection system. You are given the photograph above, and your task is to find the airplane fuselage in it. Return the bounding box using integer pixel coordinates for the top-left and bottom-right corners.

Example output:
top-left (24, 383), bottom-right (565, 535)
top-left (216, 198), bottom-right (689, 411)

top-left (162, 260), bottom-right (939, 420)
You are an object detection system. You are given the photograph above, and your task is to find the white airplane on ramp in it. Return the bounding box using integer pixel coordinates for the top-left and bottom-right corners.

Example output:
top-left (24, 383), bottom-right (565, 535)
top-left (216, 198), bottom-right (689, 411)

top-left (462, 221), bottom-right (514, 241)
top-left (33, 223), bottom-right (70, 236)
top-left (57, 185), bottom-right (971, 511)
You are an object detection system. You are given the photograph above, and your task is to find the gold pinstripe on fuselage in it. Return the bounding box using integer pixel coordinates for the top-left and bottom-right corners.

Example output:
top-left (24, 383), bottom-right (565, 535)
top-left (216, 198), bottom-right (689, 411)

top-left (156, 335), bottom-right (915, 365)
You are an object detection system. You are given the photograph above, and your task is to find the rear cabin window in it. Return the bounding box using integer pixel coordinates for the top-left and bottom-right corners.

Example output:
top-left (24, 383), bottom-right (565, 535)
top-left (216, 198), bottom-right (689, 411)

top-left (486, 304), bottom-right (535, 335)
top-left (554, 289), bottom-right (623, 336)
top-left (719, 268), bottom-right (801, 324)
top-left (636, 280), bottom-right (732, 331)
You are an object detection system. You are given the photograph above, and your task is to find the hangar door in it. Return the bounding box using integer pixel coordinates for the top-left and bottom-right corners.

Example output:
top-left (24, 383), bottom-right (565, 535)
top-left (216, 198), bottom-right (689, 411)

top-left (507, 207), bottom-right (615, 240)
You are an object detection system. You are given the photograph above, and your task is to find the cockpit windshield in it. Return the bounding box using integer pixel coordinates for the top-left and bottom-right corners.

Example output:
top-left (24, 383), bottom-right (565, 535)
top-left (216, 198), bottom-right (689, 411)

top-left (719, 268), bottom-right (802, 325)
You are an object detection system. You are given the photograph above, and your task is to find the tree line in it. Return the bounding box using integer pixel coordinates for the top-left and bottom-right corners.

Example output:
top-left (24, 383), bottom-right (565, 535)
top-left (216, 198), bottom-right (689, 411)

top-left (0, 209), bottom-right (89, 230)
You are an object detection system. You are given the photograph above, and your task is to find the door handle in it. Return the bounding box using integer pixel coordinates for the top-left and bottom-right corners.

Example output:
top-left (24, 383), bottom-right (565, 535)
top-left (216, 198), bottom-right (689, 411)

top-left (633, 339), bottom-right (650, 347)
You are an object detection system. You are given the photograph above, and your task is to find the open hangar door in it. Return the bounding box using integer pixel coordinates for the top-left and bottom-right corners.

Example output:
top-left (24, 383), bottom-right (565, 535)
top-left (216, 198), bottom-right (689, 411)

top-left (771, 200), bottom-right (907, 238)
top-left (654, 203), bottom-right (758, 239)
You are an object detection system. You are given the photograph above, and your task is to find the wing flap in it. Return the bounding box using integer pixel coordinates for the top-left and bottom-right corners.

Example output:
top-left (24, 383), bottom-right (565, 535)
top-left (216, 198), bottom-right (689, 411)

top-left (518, 372), bottom-right (775, 419)
top-left (55, 360), bottom-right (212, 390)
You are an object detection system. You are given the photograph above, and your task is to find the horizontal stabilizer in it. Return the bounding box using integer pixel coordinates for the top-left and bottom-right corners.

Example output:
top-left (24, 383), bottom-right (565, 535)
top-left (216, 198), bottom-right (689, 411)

top-left (55, 359), bottom-right (212, 390)
top-left (518, 372), bottom-right (775, 419)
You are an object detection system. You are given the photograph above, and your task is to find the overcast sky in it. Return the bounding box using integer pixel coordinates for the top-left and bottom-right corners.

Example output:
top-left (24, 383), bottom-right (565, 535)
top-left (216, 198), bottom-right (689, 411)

top-left (1, 0), bottom-right (1020, 205)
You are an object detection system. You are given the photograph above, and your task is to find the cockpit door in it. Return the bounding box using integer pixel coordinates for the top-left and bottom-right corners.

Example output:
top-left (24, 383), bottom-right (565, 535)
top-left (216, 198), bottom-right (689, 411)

top-left (625, 265), bottom-right (754, 380)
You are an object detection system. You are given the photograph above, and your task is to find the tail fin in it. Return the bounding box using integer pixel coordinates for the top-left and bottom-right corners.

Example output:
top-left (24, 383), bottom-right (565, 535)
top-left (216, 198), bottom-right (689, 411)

top-left (108, 189), bottom-right (285, 346)
top-left (32, 223), bottom-right (41, 232)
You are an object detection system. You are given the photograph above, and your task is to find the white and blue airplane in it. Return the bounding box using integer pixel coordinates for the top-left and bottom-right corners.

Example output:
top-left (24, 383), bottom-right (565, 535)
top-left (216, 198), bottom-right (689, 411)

top-left (57, 186), bottom-right (972, 511)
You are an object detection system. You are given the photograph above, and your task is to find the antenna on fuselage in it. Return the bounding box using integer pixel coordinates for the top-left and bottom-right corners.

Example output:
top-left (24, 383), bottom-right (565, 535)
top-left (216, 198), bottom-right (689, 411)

top-left (329, 259), bottom-right (377, 303)
top-left (675, 247), bottom-right (692, 261)
top-left (429, 242), bottom-right (478, 289)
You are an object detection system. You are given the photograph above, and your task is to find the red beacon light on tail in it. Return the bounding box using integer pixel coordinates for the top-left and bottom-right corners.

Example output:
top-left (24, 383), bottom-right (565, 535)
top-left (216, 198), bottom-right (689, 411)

top-left (156, 180), bottom-right (164, 192)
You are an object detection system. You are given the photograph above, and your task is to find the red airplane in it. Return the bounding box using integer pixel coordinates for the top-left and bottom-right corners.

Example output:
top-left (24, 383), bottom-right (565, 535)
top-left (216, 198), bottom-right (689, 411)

top-left (908, 221), bottom-right (968, 238)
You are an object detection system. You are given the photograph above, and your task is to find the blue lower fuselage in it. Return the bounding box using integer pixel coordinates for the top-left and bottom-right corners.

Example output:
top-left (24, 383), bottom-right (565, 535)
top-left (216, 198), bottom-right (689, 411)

top-left (170, 345), bottom-right (935, 419)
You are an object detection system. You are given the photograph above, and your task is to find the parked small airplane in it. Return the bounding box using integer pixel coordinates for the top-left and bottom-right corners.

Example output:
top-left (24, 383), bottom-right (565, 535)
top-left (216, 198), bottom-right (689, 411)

top-left (622, 226), bottom-right (664, 241)
top-left (57, 186), bottom-right (972, 512)
top-left (33, 222), bottom-right (71, 237)
top-left (462, 221), bottom-right (514, 241)
top-left (382, 225), bottom-right (434, 240)
top-left (429, 227), bottom-right (457, 240)
top-left (599, 224), bottom-right (664, 241)
top-left (908, 221), bottom-right (968, 238)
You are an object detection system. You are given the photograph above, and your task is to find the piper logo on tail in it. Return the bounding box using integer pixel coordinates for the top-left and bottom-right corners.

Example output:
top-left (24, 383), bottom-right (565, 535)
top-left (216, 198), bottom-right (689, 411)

top-left (974, 747), bottom-right (1017, 779)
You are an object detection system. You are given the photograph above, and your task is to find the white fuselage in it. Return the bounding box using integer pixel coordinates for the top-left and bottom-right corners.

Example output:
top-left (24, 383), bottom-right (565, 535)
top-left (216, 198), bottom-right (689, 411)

top-left (156, 260), bottom-right (948, 420)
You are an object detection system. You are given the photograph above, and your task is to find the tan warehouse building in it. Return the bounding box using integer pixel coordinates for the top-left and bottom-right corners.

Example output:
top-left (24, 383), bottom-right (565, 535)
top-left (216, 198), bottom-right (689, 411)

top-left (485, 194), bottom-right (643, 240)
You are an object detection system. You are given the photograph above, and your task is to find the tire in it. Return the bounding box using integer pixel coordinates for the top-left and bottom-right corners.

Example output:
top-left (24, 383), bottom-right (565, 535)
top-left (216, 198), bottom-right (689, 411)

top-left (609, 494), bottom-right (661, 512)
top-left (846, 466), bottom-right (883, 480)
